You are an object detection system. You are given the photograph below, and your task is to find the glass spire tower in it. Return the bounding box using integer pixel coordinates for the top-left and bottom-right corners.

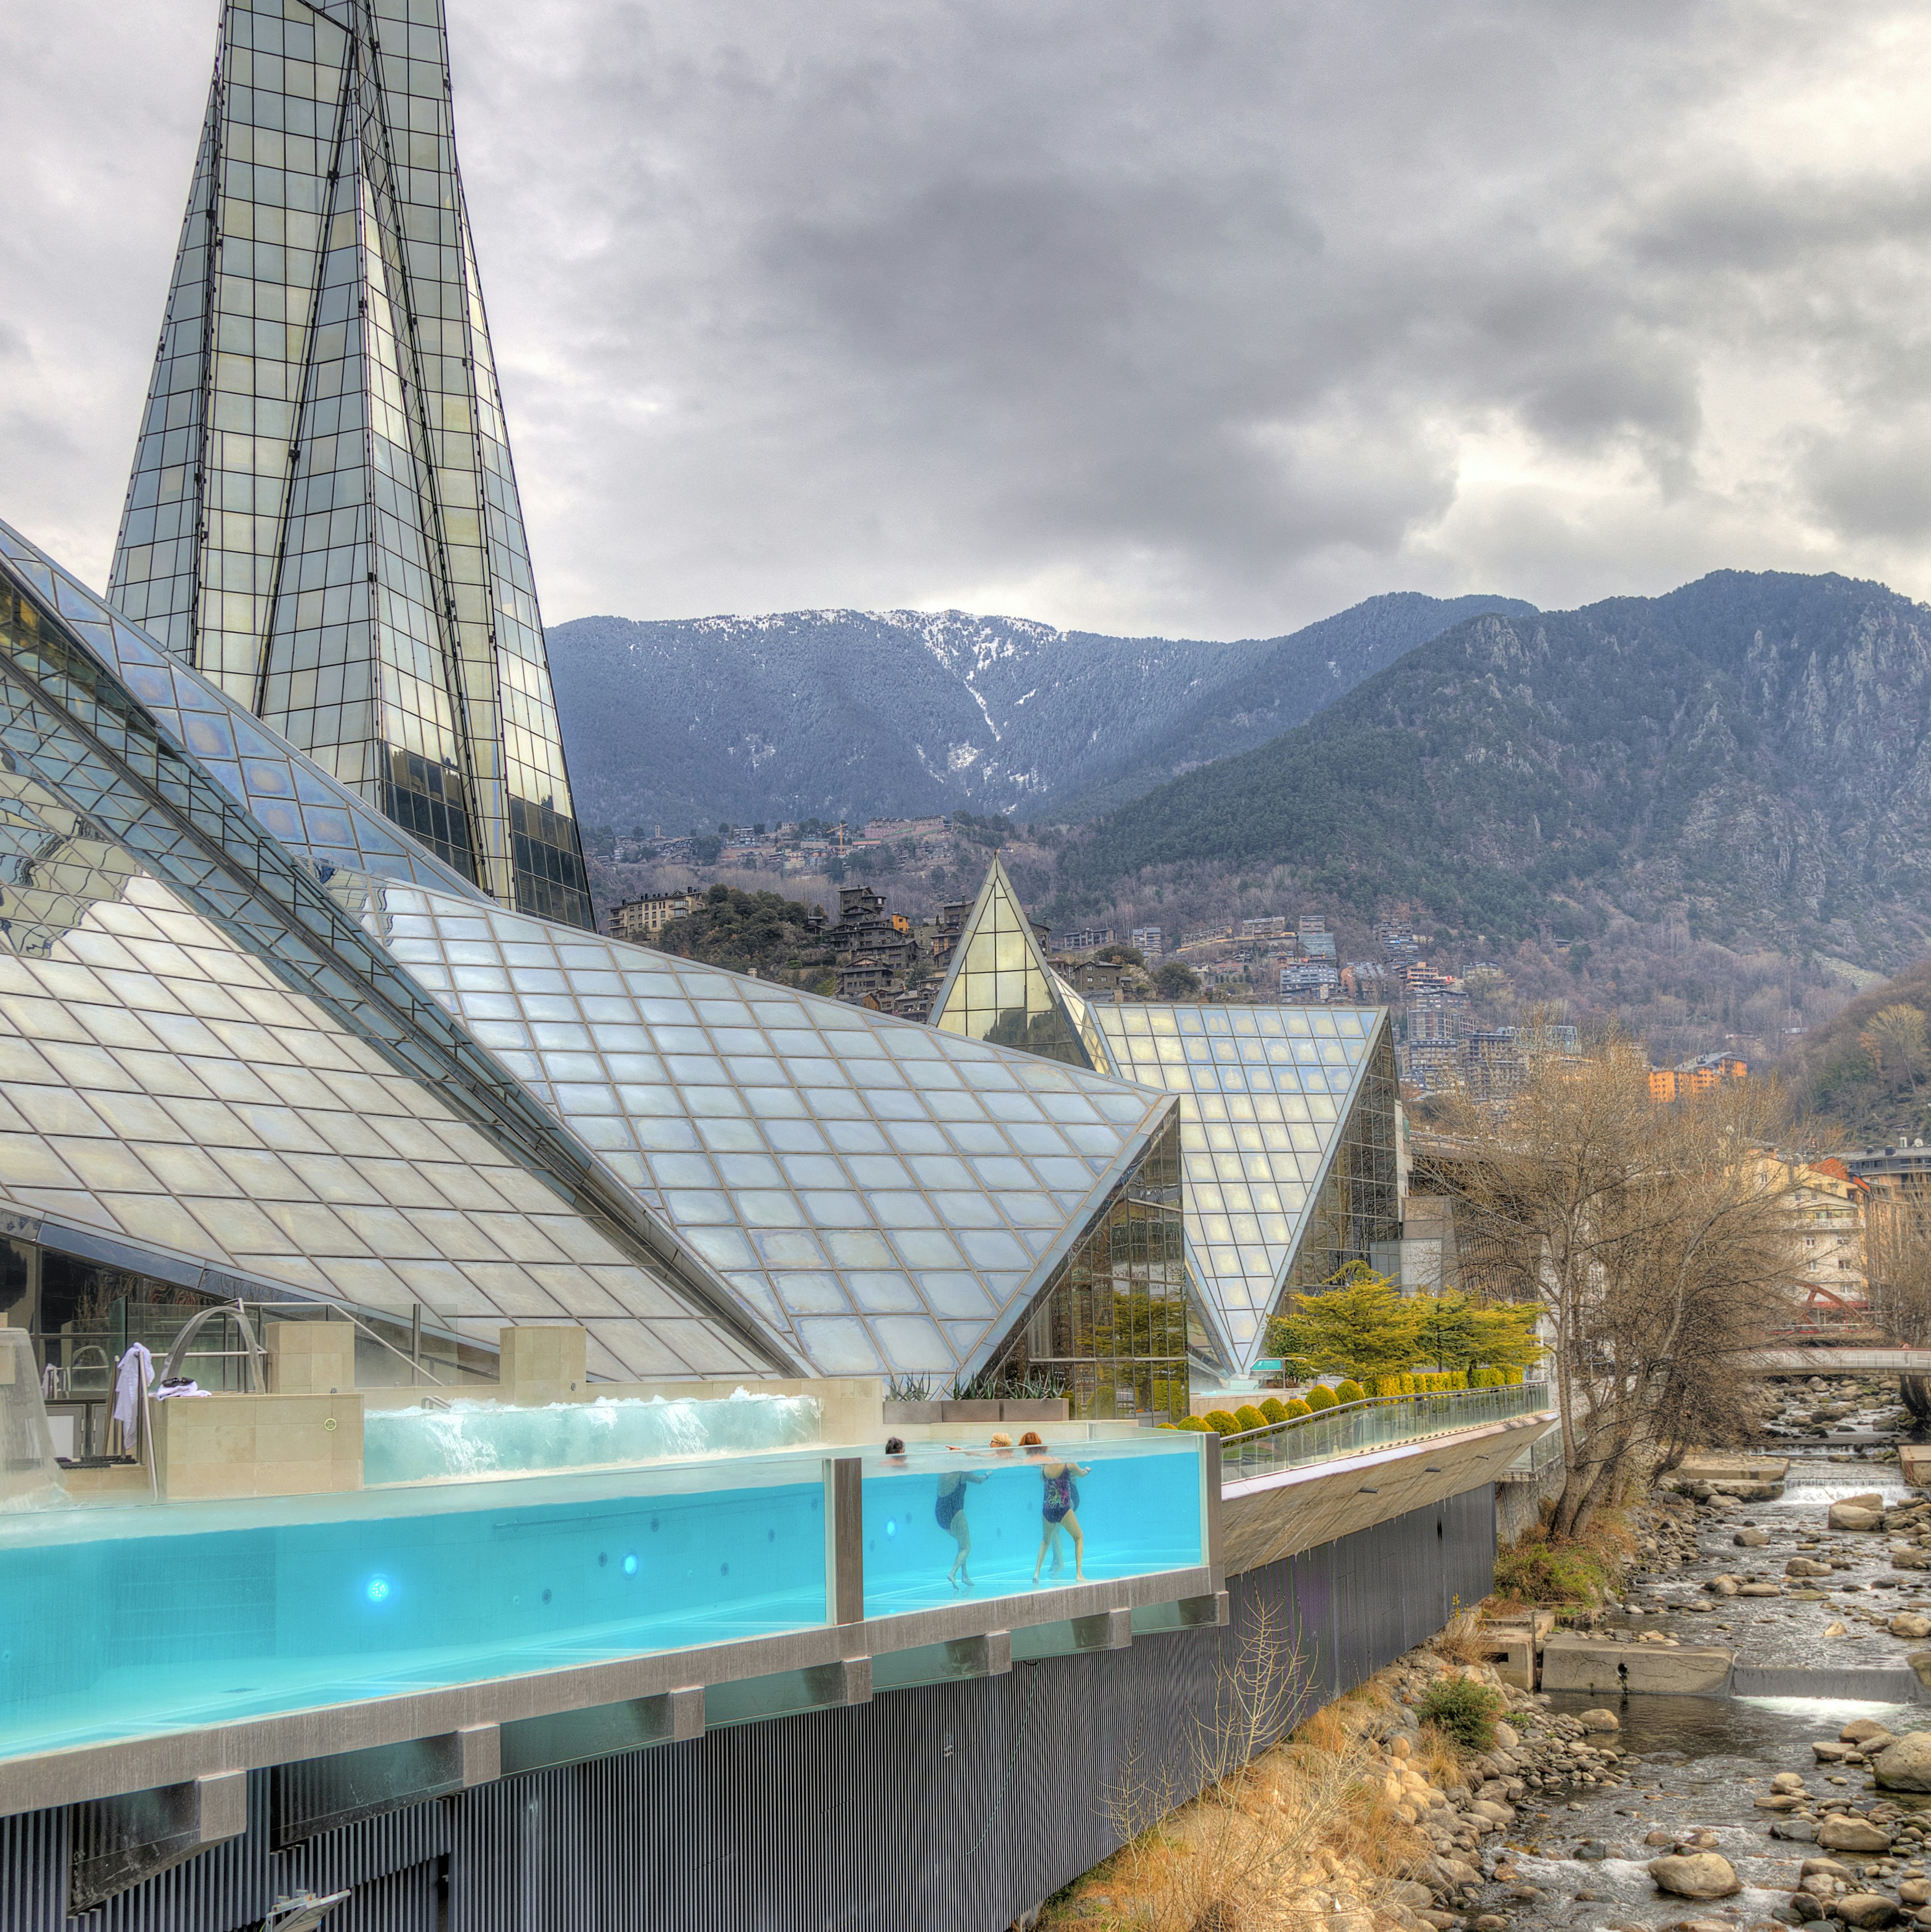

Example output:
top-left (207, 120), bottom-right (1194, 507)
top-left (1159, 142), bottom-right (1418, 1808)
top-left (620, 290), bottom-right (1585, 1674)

top-left (107, 0), bottom-right (592, 928)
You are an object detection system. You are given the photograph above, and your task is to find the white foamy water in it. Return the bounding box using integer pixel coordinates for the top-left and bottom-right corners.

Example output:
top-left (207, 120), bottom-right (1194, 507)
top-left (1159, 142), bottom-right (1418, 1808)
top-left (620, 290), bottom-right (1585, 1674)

top-left (364, 1388), bottom-right (823, 1485)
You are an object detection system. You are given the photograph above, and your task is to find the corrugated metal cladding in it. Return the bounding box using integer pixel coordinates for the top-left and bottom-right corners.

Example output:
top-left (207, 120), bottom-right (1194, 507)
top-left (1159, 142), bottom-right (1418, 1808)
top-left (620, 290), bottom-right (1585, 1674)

top-left (4, 1488), bottom-right (1496, 1932)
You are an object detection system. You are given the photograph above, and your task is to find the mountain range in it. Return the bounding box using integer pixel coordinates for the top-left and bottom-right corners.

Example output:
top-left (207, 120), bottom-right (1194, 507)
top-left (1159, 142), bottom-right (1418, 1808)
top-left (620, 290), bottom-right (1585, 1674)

top-left (545, 594), bottom-right (1530, 832)
top-left (1049, 570), bottom-right (1931, 977)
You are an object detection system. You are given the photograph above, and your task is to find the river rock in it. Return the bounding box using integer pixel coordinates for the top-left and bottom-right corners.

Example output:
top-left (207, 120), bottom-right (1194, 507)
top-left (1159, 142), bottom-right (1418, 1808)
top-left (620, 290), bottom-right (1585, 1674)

top-left (1802, 1859), bottom-right (1853, 1881)
top-left (1740, 1582), bottom-right (1784, 1596)
top-left (1831, 1505), bottom-right (1887, 1531)
top-left (1835, 1895), bottom-right (1899, 1927)
top-left (1894, 1551), bottom-right (1929, 1570)
top-left (1843, 1719), bottom-right (1894, 1744)
top-left (1790, 1558), bottom-right (1834, 1577)
top-left (1708, 1575), bottom-right (1740, 1597)
top-left (1470, 1800), bottom-right (1513, 1825)
top-left (1493, 1721), bottom-right (1519, 1749)
top-left (1579, 1709), bottom-right (1621, 1732)
top-left (1736, 1528), bottom-right (1771, 1546)
top-left (1814, 1741), bottom-right (1851, 1761)
top-left (1772, 1818), bottom-right (1819, 1841)
top-left (1874, 1729), bottom-right (1931, 1791)
top-left (1901, 1880), bottom-right (1931, 1907)
top-left (1645, 1828), bottom-right (1677, 1846)
top-left (1648, 1853), bottom-right (1741, 1899)
top-left (1891, 1613), bottom-right (1931, 1639)
top-left (1773, 1772), bottom-right (1808, 1792)
top-left (1824, 1621), bottom-right (1850, 1638)
top-left (1817, 1815), bottom-right (1893, 1851)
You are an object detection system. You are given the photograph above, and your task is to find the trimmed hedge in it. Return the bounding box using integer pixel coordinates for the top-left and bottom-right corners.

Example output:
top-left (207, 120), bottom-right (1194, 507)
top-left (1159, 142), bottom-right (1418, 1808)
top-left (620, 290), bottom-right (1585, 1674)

top-left (1334, 1379), bottom-right (1366, 1405)
top-left (1280, 1396), bottom-right (1312, 1418)
top-left (1259, 1397), bottom-right (1290, 1425)
top-left (1175, 1415), bottom-right (1213, 1432)
top-left (1234, 1404), bottom-right (1268, 1434)
top-left (1203, 1409), bottom-right (1242, 1436)
top-left (1304, 1384), bottom-right (1339, 1411)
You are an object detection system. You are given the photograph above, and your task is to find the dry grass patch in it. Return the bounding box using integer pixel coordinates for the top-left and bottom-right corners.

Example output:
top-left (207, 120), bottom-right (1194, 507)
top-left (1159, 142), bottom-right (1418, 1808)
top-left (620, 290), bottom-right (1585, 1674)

top-left (1043, 1608), bottom-right (1442, 1932)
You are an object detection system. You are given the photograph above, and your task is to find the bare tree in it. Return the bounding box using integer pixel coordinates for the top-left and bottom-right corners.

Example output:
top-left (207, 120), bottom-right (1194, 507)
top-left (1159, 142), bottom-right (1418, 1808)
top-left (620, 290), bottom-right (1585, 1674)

top-left (1429, 1029), bottom-right (1803, 1538)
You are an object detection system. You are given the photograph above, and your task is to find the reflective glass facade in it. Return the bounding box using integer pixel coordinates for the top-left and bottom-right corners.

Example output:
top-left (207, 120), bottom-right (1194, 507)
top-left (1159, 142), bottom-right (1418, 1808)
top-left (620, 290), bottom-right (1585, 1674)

top-left (106, 0), bottom-right (590, 928)
top-left (1091, 1003), bottom-right (1400, 1369)
top-left (976, 1112), bottom-right (1192, 1421)
top-left (931, 858), bottom-right (1102, 1070)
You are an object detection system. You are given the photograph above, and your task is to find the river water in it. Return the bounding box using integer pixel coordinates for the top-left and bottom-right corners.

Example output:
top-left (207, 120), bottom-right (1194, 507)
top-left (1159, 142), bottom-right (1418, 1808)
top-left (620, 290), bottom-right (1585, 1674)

top-left (1470, 1415), bottom-right (1931, 1930)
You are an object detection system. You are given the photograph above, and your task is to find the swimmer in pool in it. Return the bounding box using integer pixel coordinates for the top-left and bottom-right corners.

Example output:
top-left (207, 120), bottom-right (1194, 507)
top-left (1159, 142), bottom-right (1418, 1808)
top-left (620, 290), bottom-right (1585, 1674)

top-left (935, 1453), bottom-right (990, 1586)
top-left (1025, 1438), bottom-right (1091, 1583)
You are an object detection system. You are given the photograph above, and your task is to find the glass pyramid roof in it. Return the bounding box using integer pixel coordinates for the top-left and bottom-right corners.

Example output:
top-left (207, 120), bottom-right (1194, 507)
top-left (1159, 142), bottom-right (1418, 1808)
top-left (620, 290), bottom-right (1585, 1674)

top-left (362, 883), bottom-right (1178, 1380)
top-left (0, 523), bottom-right (1182, 1386)
top-left (0, 530), bottom-right (782, 1382)
top-left (931, 855), bottom-right (1108, 1071)
top-left (1089, 1002), bottom-right (1392, 1367)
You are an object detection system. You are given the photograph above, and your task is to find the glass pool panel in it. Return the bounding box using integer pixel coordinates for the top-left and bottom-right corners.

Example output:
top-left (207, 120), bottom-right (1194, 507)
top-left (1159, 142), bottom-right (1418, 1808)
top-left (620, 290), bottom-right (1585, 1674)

top-left (859, 1437), bottom-right (1204, 1617)
top-left (0, 1458), bottom-right (828, 1762)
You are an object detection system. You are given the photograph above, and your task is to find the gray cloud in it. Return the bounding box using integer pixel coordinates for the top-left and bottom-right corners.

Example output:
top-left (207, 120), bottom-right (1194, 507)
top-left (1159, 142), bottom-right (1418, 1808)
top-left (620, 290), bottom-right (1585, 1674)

top-left (5, 0), bottom-right (1931, 636)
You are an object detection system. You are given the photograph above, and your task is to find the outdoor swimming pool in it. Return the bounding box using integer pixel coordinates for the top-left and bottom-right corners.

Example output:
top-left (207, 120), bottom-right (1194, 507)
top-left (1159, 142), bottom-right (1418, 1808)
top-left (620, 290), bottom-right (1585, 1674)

top-left (0, 1435), bottom-right (1205, 1760)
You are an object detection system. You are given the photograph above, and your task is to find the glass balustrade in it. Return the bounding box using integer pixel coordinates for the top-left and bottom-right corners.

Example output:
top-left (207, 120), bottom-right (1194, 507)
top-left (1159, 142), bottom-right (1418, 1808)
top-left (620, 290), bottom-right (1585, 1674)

top-left (1213, 1383), bottom-right (1550, 1484)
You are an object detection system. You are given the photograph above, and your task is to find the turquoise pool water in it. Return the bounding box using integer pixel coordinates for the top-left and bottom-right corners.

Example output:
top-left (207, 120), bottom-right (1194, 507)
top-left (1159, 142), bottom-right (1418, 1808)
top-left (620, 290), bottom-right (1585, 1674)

top-left (0, 1436), bottom-right (1203, 1761)
top-left (860, 1442), bottom-right (1204, 1616)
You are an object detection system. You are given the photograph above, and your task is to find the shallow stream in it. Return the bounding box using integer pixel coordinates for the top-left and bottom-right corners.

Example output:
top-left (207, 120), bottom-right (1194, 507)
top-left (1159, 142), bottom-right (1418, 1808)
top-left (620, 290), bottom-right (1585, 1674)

top-left (1470, 1395), bottom-right (1931, 1930)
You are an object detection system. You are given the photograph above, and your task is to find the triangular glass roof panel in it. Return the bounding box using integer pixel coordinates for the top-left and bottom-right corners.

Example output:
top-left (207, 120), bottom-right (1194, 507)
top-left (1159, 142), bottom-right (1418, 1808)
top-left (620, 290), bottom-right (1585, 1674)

top-left (1091, 1002), bottom-right (1399, 1371)
top-left (932, 855), bottom-right (1098, 1071)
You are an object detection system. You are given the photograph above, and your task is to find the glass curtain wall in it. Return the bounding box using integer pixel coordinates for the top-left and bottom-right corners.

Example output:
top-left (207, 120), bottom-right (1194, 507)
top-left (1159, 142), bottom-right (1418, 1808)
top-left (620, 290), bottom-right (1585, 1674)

top-left (975, 1114), bottom-right (1190, 1421)
top-left (106, 0), bottom-right (592, 928)
top-left (1270, 1027), bottom-right (1401, 1307)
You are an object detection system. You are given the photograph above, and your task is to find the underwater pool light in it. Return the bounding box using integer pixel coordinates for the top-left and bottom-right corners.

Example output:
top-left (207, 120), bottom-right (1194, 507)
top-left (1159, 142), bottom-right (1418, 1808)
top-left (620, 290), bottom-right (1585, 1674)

top-left (366, 1575), bottom-right (392, 1604)
top-left (623, 1553), bottom-right (638, 1576)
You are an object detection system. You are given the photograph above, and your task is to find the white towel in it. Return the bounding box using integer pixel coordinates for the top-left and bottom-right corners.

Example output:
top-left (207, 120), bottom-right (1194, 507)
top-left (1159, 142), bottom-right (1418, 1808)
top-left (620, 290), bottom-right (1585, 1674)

top-left (112, 1342), bottom-right (154, 1435)
top-left (41, 1362), bottom-right (59, 1399)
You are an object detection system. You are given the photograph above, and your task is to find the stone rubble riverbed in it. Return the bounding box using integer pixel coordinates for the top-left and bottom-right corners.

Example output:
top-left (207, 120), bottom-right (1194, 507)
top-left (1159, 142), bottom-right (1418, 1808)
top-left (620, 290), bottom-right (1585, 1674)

top-left (1039, 1376), bottom-right (1931, 1932)
top-left (1433, 1375), bottom-right (1931, 1932)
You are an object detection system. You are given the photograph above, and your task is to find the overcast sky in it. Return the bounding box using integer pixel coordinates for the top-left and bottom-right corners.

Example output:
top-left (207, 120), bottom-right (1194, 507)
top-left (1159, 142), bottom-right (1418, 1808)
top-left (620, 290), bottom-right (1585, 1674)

top-left (6, 0), bottom-right (1930, 639)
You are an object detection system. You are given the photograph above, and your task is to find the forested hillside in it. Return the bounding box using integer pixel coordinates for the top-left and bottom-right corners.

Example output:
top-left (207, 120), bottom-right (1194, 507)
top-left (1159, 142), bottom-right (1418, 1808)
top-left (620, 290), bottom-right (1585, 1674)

top-left (546, 594), bottom-right (1525, 832)
top-left (1051, 571), bottom-right (1931, 981)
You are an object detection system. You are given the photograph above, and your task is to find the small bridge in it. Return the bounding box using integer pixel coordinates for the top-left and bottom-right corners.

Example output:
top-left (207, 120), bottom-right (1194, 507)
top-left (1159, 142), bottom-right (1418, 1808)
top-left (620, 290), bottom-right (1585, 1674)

top-left (1745, 1348), bottom-right (1931, 1373)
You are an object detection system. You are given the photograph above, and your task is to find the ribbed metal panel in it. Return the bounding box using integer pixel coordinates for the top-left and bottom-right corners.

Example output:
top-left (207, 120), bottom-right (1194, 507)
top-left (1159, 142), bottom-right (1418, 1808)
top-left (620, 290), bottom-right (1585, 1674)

top-left (0, 1802), bottom-right (65, 1932)
top-left (325, 1858), bottom-right (444, 1932)
top-left (0, 1489), bottom-right (1500, 1932)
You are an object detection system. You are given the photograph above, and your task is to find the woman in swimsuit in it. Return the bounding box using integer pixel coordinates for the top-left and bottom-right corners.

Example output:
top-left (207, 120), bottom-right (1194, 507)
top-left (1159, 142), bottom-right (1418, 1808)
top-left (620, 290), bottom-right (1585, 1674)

top-left (934, 1453), bottom-right (989, 1586)
top-left (1026, 1439), bottom-right (1091, 1583)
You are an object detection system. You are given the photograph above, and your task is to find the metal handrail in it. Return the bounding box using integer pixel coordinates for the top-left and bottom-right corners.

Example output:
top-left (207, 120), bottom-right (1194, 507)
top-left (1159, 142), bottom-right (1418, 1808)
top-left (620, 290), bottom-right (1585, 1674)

top-left (1207, 1381), bottom-right (1551, 1483)
top-left (1216, 1381), bottom-right (1545, 1447)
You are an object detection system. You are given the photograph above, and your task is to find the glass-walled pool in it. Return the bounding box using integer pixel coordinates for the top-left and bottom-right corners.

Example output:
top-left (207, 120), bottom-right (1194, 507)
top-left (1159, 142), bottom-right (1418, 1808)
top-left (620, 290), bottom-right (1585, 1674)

top-left (0, 1435), bottom-right (1205, 1762)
